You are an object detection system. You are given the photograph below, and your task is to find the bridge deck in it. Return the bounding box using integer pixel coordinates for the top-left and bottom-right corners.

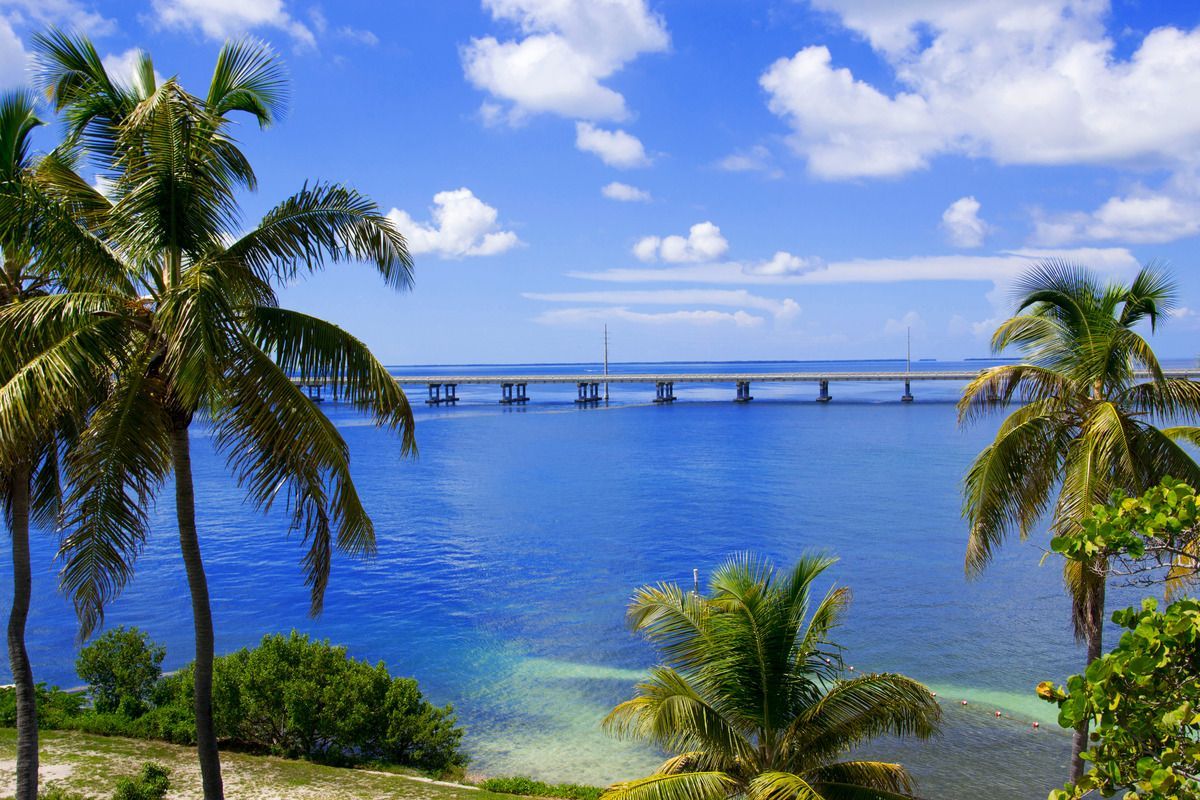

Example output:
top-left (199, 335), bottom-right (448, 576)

top-left (365, 369), bottom-right (1200, 385)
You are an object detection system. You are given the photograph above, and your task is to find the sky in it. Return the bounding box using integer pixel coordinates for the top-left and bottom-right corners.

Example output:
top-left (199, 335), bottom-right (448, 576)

top-left (4, 0), bottom-right (1200, 364)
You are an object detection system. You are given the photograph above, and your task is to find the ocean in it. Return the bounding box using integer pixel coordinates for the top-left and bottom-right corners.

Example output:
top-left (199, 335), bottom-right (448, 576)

top-left (3, 359), bottom-right (1174, 799)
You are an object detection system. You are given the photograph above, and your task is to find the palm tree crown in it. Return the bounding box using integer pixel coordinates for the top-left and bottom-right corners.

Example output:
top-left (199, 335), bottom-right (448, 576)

top-left (602, 553), bottom-right (941, 800)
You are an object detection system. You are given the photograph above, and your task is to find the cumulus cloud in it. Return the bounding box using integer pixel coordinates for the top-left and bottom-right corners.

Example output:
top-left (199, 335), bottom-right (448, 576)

top-left (575, 122), bottom-right (650, 167)
top-left (760, 2), bottom-right (1200, 179)
top-left (743, 251), bottom-right (822, 277)
top-left (634, 221), bottom-right (729, 263)
top-left (151, 0), bottom-right (315, 46)
top-left (942, 196), bottom-right (989, 248)
top-left (601, 181), bottom-right (651, 202)
top-left (387, 188), bottom-right (521, 259)
top-left (461, 0), bottom-right (669, 123)
top-left (1033, 190), bottom-right (1200, 245)
top-left (524, 289), bottom-right (800, 321)
top-left (883, 310), bottom-right (924, 336)
top-left (535, 306), bottom-right (763, 328)
top-left (0, 0), bottom-right (120, 89)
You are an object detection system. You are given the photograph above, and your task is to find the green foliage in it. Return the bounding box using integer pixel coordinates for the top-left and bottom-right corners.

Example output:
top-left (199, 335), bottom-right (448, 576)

top-left (0, 683), bottom-right (85, 728)
top-left (147, 632), bottom-right (465, 773)
top-left (1051, 478), bottom-right (1200, 585)
top-left (111, 762), bottom-right (170, 800)
top-left (480, 777), bottom-right (603, 800)
top-left (603, 552), bottom-right (941, 800)
top-left (76, 626), bottom-right (165, 716)
top-left (1040, 597), bottom-right (1200, 800)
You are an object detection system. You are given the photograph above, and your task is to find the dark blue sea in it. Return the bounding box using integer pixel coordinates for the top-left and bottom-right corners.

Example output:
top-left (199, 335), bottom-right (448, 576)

top-left (5, 359), bottom-right (1181, 799)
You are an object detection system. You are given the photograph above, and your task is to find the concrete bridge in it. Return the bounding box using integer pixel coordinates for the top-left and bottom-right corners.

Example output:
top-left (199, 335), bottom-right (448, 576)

top-left (295, 369), bottom-right (1200, 406)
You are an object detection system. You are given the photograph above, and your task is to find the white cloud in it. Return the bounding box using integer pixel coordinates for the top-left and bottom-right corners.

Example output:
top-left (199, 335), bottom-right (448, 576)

top-left (575, 122), bottom-right (650, 168)
top-left (535, 306), bottom-right (763, 328)
top-left (572, 246), bottom-right (1140, 286)
top-left (461, 0), bottom-right (669, 123)
top-left (743, 251), bottom-right (823, 277)
top-left (5, 0), bottom-right (115, 35)
top-left (524, 289), bottom-right (800, 320)
top-left (151, 0), bottom-right (316, 46)
top-left (717, 145), bottom-right (782, 178)
top-left (387, 188), bottom-right (521, 259)
top-left (883, 310), bottom-right (924, 336)
top-left (942, 196), bottom-right (989, 248)
top-left (0, 18), bottom-right (26, 89)
top-left (601, 181), bottom-right (651, 202)
top-left (1033, 190), bottom-right (1200, 245)
top-left (634, 221), bottom-right (729, 263)
top-left (337, 26), bottom-right (379, 46)
top-left (760, 2), bottom-right (1200, 179)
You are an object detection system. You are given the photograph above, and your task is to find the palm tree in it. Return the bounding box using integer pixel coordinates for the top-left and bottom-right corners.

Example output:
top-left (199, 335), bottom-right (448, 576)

top-left (0, 89), bottom-right (117, 800)
top-left (602, 553), bottom-right (941, 800)
top-left (1, 32), bottom-right (416, 799)
top-left (958, 260), bottom-right (1200, 782)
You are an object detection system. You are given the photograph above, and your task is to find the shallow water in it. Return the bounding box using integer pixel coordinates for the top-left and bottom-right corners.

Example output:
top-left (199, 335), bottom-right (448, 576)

top-left (3, 359), bottom-right (1169, 799)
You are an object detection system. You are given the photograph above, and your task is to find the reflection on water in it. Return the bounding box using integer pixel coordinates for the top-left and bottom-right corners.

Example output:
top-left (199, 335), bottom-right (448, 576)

top-left (5, 360), bottom-right (1150, 799)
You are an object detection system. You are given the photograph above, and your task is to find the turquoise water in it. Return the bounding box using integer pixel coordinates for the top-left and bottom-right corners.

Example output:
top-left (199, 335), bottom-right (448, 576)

top-left (3, 359), bottom-right (1169, 799)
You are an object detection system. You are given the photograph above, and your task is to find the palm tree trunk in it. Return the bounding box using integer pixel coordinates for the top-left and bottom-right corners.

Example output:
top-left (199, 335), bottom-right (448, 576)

top-left (170, 420), bottom-right (224, 800)
top-left (1070, 562), bottom-right (1106, 783)
top-left (6, 465), bottom-right (37, 800)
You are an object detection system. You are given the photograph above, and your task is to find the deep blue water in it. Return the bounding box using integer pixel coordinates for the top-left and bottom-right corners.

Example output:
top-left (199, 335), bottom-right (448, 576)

top-left (3, 359), bottom-right (1180, 799)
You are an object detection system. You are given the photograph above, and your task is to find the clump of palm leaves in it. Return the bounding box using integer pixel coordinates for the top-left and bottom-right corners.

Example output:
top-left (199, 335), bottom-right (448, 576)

top-left (603, 553), bottom-right (940, 800)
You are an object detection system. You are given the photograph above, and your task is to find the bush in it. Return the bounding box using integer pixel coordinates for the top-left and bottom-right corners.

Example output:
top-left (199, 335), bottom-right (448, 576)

top-left (153, 631), bottom-right (466, 773)
top-left (112, 763), bottom-right (170, 800)
top-left (38, 785), bottom-right (88, 800)
top-left (76, 627), bottom-right (165, 717)
top-left (0, 684), bottom-right (85, 728)
top-left (480, 777), bottom-right (604, 800)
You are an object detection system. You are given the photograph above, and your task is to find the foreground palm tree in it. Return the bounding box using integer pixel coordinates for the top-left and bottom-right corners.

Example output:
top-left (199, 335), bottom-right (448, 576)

top-left (603, 553), bottom-right (940, 800)
top-left (1, 32), bottom-right (416, 799)
top-left (958, 261), bottom-right (1200, 782)
top-left (0, 90), bottom-right (118, 800)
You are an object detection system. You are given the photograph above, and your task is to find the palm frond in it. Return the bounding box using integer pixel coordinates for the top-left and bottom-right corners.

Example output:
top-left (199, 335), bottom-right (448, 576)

top-left (602, 772), bottom-right (738, 800)
top-left (807, 760), bottom-right (915, 798)
top-left (224, 182), bottom-right (413, 290)
top-left (207, 39), bottom-right (287, 126)
top-left (245, 305), bottom-right (415, 446)
top-left (745, 771), bottom-right (822, 800)
top-left (1121, 263), bottom-right (1177, 330)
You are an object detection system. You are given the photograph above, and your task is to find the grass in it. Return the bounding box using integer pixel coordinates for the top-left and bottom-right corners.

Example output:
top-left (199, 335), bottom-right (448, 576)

top-left (478, 776), bottom-right (604, 800)
top-left (0, 729), bottom-right (510, 800)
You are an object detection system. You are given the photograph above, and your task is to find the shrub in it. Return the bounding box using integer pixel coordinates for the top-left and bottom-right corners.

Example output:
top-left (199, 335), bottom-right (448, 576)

top-left (1040, 597), bottom-right (1200, 800)
top-left (480, 776), bottom-right (604, 800)
top-left (112, 763), bottom-right (170, 800)
top-left (0, 684), bottom-right (85, 728)
top-left (153, 632), bottom-right (466, 773)
top-left (76, 627), bottom-right (165, 717)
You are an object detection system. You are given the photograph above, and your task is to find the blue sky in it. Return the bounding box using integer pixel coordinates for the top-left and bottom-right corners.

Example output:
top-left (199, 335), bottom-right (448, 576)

top-left (5, 0), bottom-right (1200, 364)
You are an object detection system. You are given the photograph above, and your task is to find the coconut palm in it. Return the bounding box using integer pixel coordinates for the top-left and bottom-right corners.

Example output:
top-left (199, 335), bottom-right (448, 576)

top-left (1, 32), bottom-right (416, 799)
top-left (958, 260), bottom-right (1200, 781)
top-left (0, 89), bottom-right (120, 800)
top-left (602, 553), bottom-right (941, 800)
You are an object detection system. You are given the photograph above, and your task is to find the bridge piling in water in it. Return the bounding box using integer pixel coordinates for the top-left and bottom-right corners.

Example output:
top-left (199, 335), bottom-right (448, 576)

top-left (817, 380), bottom-right (831, 403)
top-left (654, 381), bottom-right (676, 403)
top-left (901, 379), bottom-right (914, 403)
top-left (735, 381), bottom-right (753, 403)
top-left (576, 382), bottom-right (601, 405)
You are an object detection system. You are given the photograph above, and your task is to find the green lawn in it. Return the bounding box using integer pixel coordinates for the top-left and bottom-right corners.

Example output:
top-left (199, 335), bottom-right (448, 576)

top-left (0, 729), bottom-right (509, 800)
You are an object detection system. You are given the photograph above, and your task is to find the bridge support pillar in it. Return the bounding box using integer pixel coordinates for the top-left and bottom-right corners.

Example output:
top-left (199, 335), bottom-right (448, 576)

top-left (305, 383), bottom-right (323, 402)
top-left (515, 383), bottom-right (528, 403)
top-left (426, 383), bottom-right (444, 405)
top-left (654, 381), bottom-right (676, 403)
top-left (901, 379), bottom-right (914, 403)
top-left (444, 383), bottom-right (458, 404)
top-left (577, 382), bottom-right (602, 405)
top-left (735, 381), bottom-right (753, 403)
top-left (817, 380), bottom-right (831, 403)
top-left (500, 383), bottom-right (514, 404)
